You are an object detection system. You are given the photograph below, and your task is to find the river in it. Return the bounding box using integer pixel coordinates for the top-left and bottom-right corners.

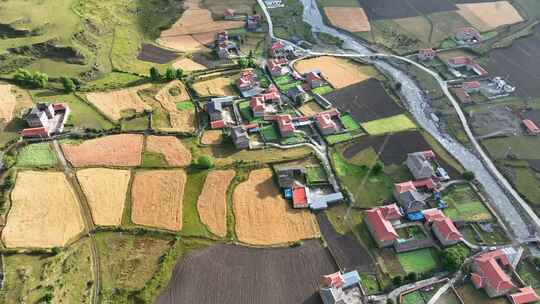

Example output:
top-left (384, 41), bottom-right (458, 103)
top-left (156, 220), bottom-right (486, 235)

top-left (296, 0), bottom-right (534, 242)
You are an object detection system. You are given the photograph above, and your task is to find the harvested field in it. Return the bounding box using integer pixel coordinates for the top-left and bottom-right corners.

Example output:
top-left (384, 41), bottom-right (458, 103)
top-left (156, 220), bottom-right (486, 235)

top-left (324, 78), bottom-right (403, 122)
top-left (295, 57), bottom-right (377, 89)
top-left (62, 134), bottom-right (143, 167)
top-left (146, 136), bottom-right (192, 167)
top-left (324, 7), bottom-right (371, 32)
top-left (154, 80), bottom-right (196, 133)
top-left (488, 24), bottom-right (540, 98)
top-left (317, 213), bottom-right (375, 273)
top-left (201, 130), bottom-right (223, 145)
top-left (197, 170), bottom-right (235, 237)
top-left (0, 84), bottom-right (16, 122)
top-left (359, 0), bottom-right (455, 20)
top-left (86, 84), bottom-right (152, 121)
top-left (156, 240), bottom-right (337, 304)
top-left (456, 1), bottom-right (523, 32)
top-left (131, 170), bottom-right (186, 231)
top-left (77, 168), bottom-right (130, 226)
top-left (233, 169), bottom-right (319, 245)
top-left (2, 171), bottom-right (84, 248)
top-left (342, 130), bottom-right (461, 178)
top-left (137, 43), bottom-right (179, 64)
top-left (192, 77), bottom-right (235, 97)
top-left (157, 35), bottom-right (209, 52)
top-left (173, 58), bottom-right (207, 71)
top-left (360, 114), bottom-right (416, 135)
top-left (298, 102), bottom-right (325, 117)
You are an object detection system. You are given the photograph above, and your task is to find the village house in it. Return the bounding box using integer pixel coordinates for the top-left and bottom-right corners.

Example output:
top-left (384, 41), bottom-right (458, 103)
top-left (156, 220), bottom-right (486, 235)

top-left (223, 8), bottom-right (235, 20)
top-left (463, 81), bottom-right (482, 93)
top-left (250, 96), bottom-right (266, 117)
top-left (247, 15), bottom-right (261, 31)
top-left (235, 69), bottom-right (261, 97)
top-left (288, 84), bottom-right (309, 104)
top-left (231, 125), bottom-right (250, 149)
top-left (269, 40), bottom-right (294, 58)
top-left (215, 31), bottom-right (239, 59)
top-left (305, 71), bottom-right (324, 89)
top-left (423, 209), bottom-right (462, 246)
top-left (522, 119), bottom-right (540, 135)
top-left (292, 186), bottom-right (309, 208)
top-left (23, 102), bottom-right (70, 138)
top-left (456, 27), bottom-right (482, 45)
top-left (365, 204), bottom-right (403, 248)
top-left (394, 181), bottom-right (428, 220)
top-left (319, 271), bottom-right (362, 304)
top-left (207, 97), bottom-right (233, 129)
top-left (452, 88), bottom-right (473, 104)
top-left (417, 48), bottom-right (437, 61)
top-left (276, 114), bottom-right (295, 137)
top-left (315, 109), bottom-right (340, 135)
top-left (471, 249), bottom-right (515, 298)
top-left (267, 58), bottom-right (289, 76)
top-left (447, 56), bottom-right (489, 77)
top-left (406, 150), bottom-right (435, 180)
top-left (509, 287), bottom-right (540, 304)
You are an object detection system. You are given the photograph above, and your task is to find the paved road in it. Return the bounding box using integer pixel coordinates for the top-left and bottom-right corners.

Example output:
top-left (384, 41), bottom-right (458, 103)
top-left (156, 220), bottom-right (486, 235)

top-left (258, 0), bottom-right (540, 242)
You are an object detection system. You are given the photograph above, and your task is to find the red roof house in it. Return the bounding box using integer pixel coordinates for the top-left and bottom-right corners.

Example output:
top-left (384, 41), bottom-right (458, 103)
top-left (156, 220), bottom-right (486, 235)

top-left (236, 70), bottom-right (257, 90)
top-left (52, 103), bottom-right (67, 111)
top-left (276, 114), bottom-right (295, 137)
top-left (292, 186), bottom-right (308, 208)
top-left (472, 249), bottom-right (515, 298)
top-left (523, 119), bottom-right (540, 135)
top-left (453, 88), bottom-right (473, 104)
top-left (394, 181), bottom-right (417, 194)
top-left (267, 59), bottom-right (288, 76)
top-left (250, 96), bottom-right (266, 117)
top-left (418, 48), bottom-right (437, 61)
top-left (456, 27), bottom-right (482, 43)
top-left (224, 8), bottom-right (235, 19)
top-left (210, 119), bottom-right (226, 129)
top-left (269, 41), bottom-right (286, 57)
top-left (509, 287), bottom-right (540, 304)
top-left (423, 208), bottom-right (446, 222)
top-left (316, 113), bottom-right (338, 135)
top-left (21, 127), bottom-right (50, 138)
top-left (365, 204), bottom-right (402, 248)
top-left (463, 81), bottom-right (481, 93)
top-left (306, 71), bottom-right (324, 89)
top-left (432, 217), bottom-right (462, 246)
top-left (321, 272), bottom-right (345, 288)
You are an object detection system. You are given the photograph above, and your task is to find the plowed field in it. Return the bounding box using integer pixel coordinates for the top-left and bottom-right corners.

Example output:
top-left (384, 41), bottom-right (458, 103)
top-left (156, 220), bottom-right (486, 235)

top-left (456, 1), bottom-right (523, 32)
top-left (146, 136), bottom-right (192, 167)
top-left (2, 171), bottom-right (84, 248)
top-left (233, 169), bottom-right (319, 245)
top-left (173, 58), bottom-right (207, 71)
top-left (77, 168), bottom-right (131, 226)
top-left (62, 134), bottom-right (143, 167)
top-left (324, 7), bottom-right (371, 32)
top-left (197, 170), bottom-right (235, 237)
top-left (86, 84), bottom-right (152, 121)
top-left (131, 170), bottom-right (186, 231)
top-left (0, 84), bottom-right (16, 122)
top-left (201, 130), bottom-right (223, 145)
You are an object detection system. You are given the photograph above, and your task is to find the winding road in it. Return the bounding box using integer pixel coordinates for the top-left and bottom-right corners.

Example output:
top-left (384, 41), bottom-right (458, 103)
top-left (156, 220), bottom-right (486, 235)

top-left (257, 0), bottom-right (540, 243)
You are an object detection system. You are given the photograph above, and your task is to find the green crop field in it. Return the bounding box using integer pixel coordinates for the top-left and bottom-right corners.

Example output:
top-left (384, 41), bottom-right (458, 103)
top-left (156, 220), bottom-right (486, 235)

top-left (260, 124), bottom-right (279, 141)
top-left (340, 114), bottom-right (361, 131)
top-left (176, 102), bottom-right (195, 111)
top-left (312, 85), bottom-right (333, 95)
top-left (16, 143), bottom-right (58, 167)
top-left (397, 248), bottom-right (439, 273)
top-left (483, 136), bottom-right (540, 160)
top-left (306, 166), bottom-right (327, 184)
top-left (361, 114), bottom-right (416, 135)
top-left (442, 184), bottom-right (492, 222)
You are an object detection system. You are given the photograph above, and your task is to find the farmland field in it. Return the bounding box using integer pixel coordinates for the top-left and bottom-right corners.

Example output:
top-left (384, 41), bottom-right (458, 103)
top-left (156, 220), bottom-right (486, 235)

top-left (146, 136), bottom-right (192, 167)
top-left (0, 84), bottom-right (16, 122)
top-left (131, 170), bottom-right (186, 231)
top-left (295, 57), bottom-right (379, 89)
top-left (233, 169), bottom-right (319, 245)
top-left (201, 130), bottom-right (223, 145)
top-left (77, 168), bottom-right (131, 226)
top-left (455, 1), bottom-right (523, 32)
top-left (442, 184), bottom-right (492, 222)
top-left (456, 284), bottom-right (508, 304)
top-left (16, 143), bottom-right (58, 167)
top-left (0, 239), bottom-right (93, 304)
top-left (361, 114), bottom-right (416, 135)
top-left (85, 84), bottom-right (152, 121)
top-left (324, 7), bottom-right (371, 32)
top-left (197, 170), bottom-right (235, 237)
top-left (298, 102), bottom-right (325, 116)
top-left (173, 58), bottom-right (207, 72)
top-left (137, 43), bottom-right (179, 64)
top-left (192, 76), bottom-right (235, 97)
top-left (483, 135), bottom-right (540, 159)
top-left (62, 134), bottom-right (144, 167)
top-left (324, 78), bottom-right (403, 122)
top-left (156, 241), bottom-right (337, 304)
top-left (397, 248), bottom-right (440, 273)
top-left (2, 171), bottom-right (84, 248)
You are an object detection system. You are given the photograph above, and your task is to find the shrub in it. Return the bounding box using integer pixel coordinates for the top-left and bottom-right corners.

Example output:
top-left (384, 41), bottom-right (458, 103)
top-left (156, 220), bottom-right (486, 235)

top-left (442, 246), bottom-right (469, 271)
top-left (463, 171), bottom-right (475, 181)
top-left (196, 155), bottom-right (214, 169)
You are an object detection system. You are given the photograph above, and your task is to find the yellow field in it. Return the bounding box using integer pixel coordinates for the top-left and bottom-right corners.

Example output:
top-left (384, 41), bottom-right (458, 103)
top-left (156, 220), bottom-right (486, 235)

top-left (197, 170), bottom-right (235, 237)
top-left (324, 7), bottom-right (371, 32)
top-left (233, 169), bottom-right (319, 245)
top-left (173, 58), bottom-right (207, 71)
top-left (0, 84), bottom-right (16, 122)
top-left (2, 171), bottom-right (85, 248)
top-left (154, 81), bottom-right (196, 133)
top-left (146, 135), bottom-right (192, 167)
top-left (77, 168), bottom-right (131, 226)
top-left (457, 1), bottom-right (523, 31)
top-left (192, 77), bottom-right (235, 97)
top-left (86, 84), bottom-right (152, 121)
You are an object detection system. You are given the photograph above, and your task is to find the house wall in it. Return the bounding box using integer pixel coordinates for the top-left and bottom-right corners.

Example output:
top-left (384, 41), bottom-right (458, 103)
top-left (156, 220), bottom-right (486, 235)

top-left (365, 220), bottom-right (394, 248)
top-left (433, 228), bottom-right (459, 247)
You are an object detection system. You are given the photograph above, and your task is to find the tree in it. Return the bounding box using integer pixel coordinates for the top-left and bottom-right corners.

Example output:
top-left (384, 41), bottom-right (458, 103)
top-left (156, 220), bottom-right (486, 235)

top-left (150, 67), bottom-right (161, 81)
top-left (442, 246), bottom-right (469, 271)
top-left (387, 299), bottom-right (395, 304)
top-left (13, 69), bottom-right (48, 88)
top-left (372, 161), bottom-right (384, 174)
top-left (238, 57), bottom-right (249, 69)
top-left (61, 76), bottom-right (76, 93)
top-left (165, 67), bottom-right (176, 81)
top-left (392, 276), bottom-right (402, 286)
top-left (462, 171), bottom-right (475, 181)
top-left (32, 71), bottom-right (48, 88)
top-left (405, 272), bottom-right (418, 282)
top-left (394, 82), bottom-right (402, 91)
top-left (196, 155), bottom-right (214, 169)
top-left (13, 68), bottom-right (33, 84)
top-left (175, 68), bottom-right (184, 80)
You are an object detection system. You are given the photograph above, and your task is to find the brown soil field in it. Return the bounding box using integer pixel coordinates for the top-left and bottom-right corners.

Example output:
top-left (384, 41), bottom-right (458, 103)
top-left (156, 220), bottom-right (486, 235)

top-left (324, 7), bottom-right (371, 32)
top-left (76, 168), bottom-right (131, 226)
top-left (192, 32), bottom-right (219, 46)
top-left (197, 170), bottom-right (235, 237)
top-left (2, 171), bottom-right (84, 248)
top-left (146, 136), bottom-right (192, 167)
top-left (131, 170), bottom-right (186, 231)
top-left (157, 35), bottom-right (209, 52)
top-left (298, 102), bottom-right (325, 117)
top-left (0, 84), bottom-right (16, 122)
top-left (192, 77), bottom-right (235, 97)
top-left (86, 84), bottom-right (152, 121)
top-left (457, 1), bottom-right (523, 32)
top-left (295, 56), bottom-right (376, 89)
top-left (137, 43), bottom-right (179, 64)
top-left (173, 58), bottom-right (207, 71)
top-left (62, 134), bottom-right (143, 167)
top-left (168, 111), bottom-right (197, 133)
top-left (154, 80), bottom-right (196, 133)
top-left (201, 130), bottom-right (223, 145)
top-left (233, 169), bottom-right (319, 245)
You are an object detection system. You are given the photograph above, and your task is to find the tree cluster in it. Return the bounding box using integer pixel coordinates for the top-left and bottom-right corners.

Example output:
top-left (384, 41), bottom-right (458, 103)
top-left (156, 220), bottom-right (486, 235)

top-left (13, 69), bottom-right (48, 88)
top-left (149, 67), bottom-right (184, 82)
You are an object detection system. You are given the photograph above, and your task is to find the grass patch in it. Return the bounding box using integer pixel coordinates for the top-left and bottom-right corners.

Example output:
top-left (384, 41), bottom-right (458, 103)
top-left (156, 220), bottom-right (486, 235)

top-left (121, 116), bottom-right (149, 131)
top-left (361, 114), bottom-right (416, 135)
top-left (483, 135), bottom-right (540, 159)
top-left (312, 85), bottom-right (333, 95)
top-left (16, 143), bottom-right (57, 167)
top-left (397, 248), bottom-right (439, 273)
top-left (326, 132), bottom-right (355, 145)
top-left (442, 184), bottom-right (492, 222)
top-left (141, 151), bottom-right (168, 168)
top-left (360, 274), bottom-right (381, 295)
top-left (270, 0), bottom-right (314, 43)
top-left (260, 124), bottom-right (279, 141)
top-left (512, 166), bottom-right (540, 208)
top-left (340, 114), bottom-right (361, 131)
top-left (306, 166), bottom-right (327, 185)
top-left (176, 101), bottom-right (195, 111)
top-left (181, 169), bottom-right (213, 238)
top-left (238, 100), bottom-right (257, 123)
